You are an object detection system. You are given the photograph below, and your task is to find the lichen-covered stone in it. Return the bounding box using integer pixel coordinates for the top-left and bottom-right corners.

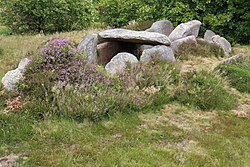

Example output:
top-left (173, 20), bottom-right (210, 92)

top-left (77, 34), bottom-right (98, 63)
top-left (105, 52), bottom-right (138, 75)
top-left (140, 45), bottom-right (176, 63)
top-left (99, 29), bottom-right (171, 45)
top-left (169, 20), bottom-right (201, 41)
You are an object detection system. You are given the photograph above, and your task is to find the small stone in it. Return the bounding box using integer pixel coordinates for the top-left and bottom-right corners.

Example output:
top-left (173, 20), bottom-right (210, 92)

top-left (2, 57), bottom-right (31, 92)
top-left (140, 45), bottom-right (176, 63)
top-left (18, 58), bottom-right (31, 72)
top-left (105, 52), bottom-right (138, 75)
top-left (221, 55), bottom-right (242, 64)
top-left (2, 69), bottom-right (22, 92)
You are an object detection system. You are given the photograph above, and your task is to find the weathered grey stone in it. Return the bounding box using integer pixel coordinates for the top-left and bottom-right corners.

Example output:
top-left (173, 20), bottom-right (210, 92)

top-left (204, 30), bottom-right (216, 42)
top-left (2, 69), bottom-right (23, 92)
top-left (2, 58), bottom-right (31, 92)
top-left (222, 55), bottom-right (242, 64)
top-left (212, 35), bottom-right (232, 55)
top-left (169, 20), bottom-right (201, 41)
top-left (139, 45), bottom-right (153, 53)
top-left (140, 45), bottom-right (176, 63)
top-left (146, 20), bottom-right (173, 36)
top-left (105, 52), bottom-right (138, 75)
top-left (99, 29), bottom-right (171, 45)
top-left (77, 34), bottom-right (98, 63)
top-left (18, 58), bottom-right (31, 72)
top-left (171, 35), bottom-right (197, 53)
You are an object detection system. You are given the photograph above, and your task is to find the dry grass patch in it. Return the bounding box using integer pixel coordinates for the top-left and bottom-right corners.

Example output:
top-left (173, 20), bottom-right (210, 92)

top-left (138, 104), bottom-right (216, 132)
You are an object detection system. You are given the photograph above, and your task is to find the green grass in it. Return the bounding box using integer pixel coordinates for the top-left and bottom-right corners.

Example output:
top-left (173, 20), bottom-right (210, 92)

top-left (0, 26), bottom-right (11, 36)
top-left (217, 57), bottom-right (250, 93)
top-left (0, 30), bottom-right (250, 166)
top-left (174, 70), bottom-right (238, 111)
top-left (1, 106), bottom-right (249, 166)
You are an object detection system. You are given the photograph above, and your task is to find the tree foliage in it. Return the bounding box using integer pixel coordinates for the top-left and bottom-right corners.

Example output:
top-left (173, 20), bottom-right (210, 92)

top-left (98, 0), bottom-right (250, 44)
top-left (0, 0), bottom-right (249, 44)
top-left (0, 0), bottom-right (96, 33)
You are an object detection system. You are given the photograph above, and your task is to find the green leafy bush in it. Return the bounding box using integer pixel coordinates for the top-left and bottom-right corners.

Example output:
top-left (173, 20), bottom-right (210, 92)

top-left (175, 39), bottom-right (225, 60)
top-left (1, 0), bottom-right (96, 33)
top-left (216, 58), bottom-right (250, 93)
top-left (97, 0), bottom-right (249, 44)
top-left (174, 70), bottom-right (238, 111)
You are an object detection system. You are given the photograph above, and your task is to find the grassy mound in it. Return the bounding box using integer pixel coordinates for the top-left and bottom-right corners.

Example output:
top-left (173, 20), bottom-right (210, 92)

top-left (15, 38), bottom-right (180, 120)
top-left (174, 70), bottom-right (238, 111)
top-left (216, 57), bottom-right (250, 93)
top-left (175, 39), bottom-right (225, 60)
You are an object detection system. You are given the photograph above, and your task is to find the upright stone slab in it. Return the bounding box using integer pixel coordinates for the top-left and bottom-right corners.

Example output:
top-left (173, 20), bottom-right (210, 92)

top-left (212, 35), bottom-right (232, 55)
top-left (97, 42), bottom-right (123, 65)
top-left (18, 58), bottom-right (32, 72)
top-left (171, 35), bottom-right (197, 53)
top-left (204, 30), bottom-right (216, 42)
top-left (169, 20), bottom-right (201, 41)
top-left (99, 29), bottom-right (171, 45)
top-left (140, 45), bottom-right (176, 63)
top-left (105, 52), bottom-right (138, 75)
top-left (77, 34), bottom-right (98, 63)
top-left (146, 20), bottom-right (173, 36)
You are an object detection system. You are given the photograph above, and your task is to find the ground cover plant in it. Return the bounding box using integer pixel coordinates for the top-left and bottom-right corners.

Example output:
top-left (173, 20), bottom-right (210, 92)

top-left (216, 57), bottom-right (250, 93)
top-left (174, 70), bottom-right (238, 111)
top-left (175, 39), bottom-right (225, 60)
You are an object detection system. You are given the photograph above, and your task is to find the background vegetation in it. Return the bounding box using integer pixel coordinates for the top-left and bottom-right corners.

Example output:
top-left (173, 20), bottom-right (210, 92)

top-left (0, 1), bottom-right (250, 166)
top-left (0, 0), bottom-right (250, 44)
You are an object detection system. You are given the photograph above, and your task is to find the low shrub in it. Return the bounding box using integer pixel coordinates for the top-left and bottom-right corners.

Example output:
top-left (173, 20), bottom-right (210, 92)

top-left (216, 57), bottom-right (250, 93)
top-left (174, 70), bottom-right (238, 111)
top-left (175, 39), bottom-right (225, 60)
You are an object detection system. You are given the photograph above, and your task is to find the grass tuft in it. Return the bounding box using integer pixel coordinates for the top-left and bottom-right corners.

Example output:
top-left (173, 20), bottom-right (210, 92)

top-left (0, 26), bottom-right (12, 36)
top-left (174, 70), bottom-right (238, 111)
top-left (216, 57), bottom-right (250, 93)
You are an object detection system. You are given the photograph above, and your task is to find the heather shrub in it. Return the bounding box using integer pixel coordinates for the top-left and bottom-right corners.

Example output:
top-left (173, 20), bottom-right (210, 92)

top-left (175, 39), bottom-right (225, 60)
top-left (216, 57), bottom-right (250, 93)
top-left (119, 60), bottom-right (181, 111)
top-left (174, 70), bottom-right (238, 111)
top-left (19, 38), bottom-right (160, 120)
